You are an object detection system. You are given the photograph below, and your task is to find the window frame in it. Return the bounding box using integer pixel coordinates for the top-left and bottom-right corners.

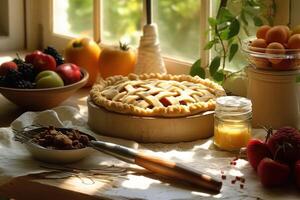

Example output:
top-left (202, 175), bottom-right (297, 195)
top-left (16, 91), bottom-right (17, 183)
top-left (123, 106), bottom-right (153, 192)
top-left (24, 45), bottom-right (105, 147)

top-left (34, 0), bottom-right (210, 74)
top-left (26, 0), bottom-right (290, 74)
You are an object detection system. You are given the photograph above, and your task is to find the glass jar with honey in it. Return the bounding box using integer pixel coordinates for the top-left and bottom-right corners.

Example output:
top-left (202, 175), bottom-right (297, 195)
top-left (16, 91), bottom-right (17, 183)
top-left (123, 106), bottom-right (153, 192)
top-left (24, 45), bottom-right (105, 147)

top-left (214, 96), bottom-right (252, 151)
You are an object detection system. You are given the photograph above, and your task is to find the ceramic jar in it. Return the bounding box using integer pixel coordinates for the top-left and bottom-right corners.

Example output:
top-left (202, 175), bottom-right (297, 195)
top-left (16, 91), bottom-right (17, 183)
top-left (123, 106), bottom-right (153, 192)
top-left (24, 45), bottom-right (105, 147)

top-left (247, 67), bottom-right (300, 129)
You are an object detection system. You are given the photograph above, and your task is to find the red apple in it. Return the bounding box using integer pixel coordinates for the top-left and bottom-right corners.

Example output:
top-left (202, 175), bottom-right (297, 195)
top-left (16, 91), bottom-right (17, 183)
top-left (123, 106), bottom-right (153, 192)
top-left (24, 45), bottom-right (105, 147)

top-left (32, 53), bottom-right (56, 72)
top-left (0, 61), bottom-right (18, 76)
top-left (25, 50), bottom-right (43, 64)
top-left (56, 63), bottom-right (82, 85)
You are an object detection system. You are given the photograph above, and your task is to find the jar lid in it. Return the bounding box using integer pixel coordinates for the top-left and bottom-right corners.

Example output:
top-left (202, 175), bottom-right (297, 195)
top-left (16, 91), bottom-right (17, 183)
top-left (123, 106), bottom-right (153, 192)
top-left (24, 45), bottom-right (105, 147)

top-left (216, 96), bottom-right (252, 115)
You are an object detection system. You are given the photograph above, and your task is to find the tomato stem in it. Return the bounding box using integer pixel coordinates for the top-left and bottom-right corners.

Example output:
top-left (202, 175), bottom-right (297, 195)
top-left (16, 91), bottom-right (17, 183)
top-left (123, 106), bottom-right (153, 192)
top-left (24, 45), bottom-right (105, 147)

top-left (119, 41), bottom-right (130, 51)
top-left (73, 41), bottom-right (83, 48)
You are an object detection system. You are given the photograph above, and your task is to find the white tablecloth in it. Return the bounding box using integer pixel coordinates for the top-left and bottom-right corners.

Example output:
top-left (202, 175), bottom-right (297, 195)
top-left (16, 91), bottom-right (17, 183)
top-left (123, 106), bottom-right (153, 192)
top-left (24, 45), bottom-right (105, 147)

top-left (0, 106), bottom-right (299, 199)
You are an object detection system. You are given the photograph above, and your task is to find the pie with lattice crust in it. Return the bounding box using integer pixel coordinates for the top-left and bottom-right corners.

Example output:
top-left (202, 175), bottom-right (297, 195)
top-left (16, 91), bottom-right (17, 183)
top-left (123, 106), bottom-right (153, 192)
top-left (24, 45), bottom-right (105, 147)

top-left (90, 73), bottom-right (226, 117)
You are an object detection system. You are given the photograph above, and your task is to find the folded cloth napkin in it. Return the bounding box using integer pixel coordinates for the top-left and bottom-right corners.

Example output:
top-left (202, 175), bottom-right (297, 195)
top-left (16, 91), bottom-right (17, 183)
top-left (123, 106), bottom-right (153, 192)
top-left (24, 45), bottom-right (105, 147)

top-left (0, 106), bottom-right (138, 185)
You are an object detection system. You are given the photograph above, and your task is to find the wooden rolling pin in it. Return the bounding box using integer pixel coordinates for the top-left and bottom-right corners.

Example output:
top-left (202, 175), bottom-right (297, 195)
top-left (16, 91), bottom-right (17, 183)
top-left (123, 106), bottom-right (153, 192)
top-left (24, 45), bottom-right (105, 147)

top-left (90, 140), bottom-right (222, 192)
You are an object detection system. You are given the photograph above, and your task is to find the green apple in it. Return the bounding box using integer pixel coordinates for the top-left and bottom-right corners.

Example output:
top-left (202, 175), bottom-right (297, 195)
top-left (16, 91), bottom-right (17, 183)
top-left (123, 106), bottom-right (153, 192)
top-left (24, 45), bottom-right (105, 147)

top-left (35, 70), bottom-right (64, 88)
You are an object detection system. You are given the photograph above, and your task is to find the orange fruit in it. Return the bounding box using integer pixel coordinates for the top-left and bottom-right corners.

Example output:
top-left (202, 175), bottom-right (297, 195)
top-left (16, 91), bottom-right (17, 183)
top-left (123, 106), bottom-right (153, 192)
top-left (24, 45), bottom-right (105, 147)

top-left (265, 42), bottom-right (285, 64)
top-left (287, 34), bottom-right (300, 49)
top-left (278, 25), bottom-right (291, 38)
top-left (64, 37), bottom-right (101, 87)
top-left (250, 39), bottom-right (267, 53)
top-left (265, 26), bottom-right (289, 44)
top-left (256, 25), bottom-right (271, 40)
top-left (248, 38), bottom-right (269, 68)
top-left (99, 43), bottom-right (136, 79)
top-left (272, 59), bottom-right (293, 70)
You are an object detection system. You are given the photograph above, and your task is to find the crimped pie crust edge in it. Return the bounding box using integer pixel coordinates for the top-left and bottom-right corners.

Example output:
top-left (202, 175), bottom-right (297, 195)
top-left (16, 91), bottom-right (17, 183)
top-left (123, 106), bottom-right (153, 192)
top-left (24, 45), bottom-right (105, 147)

top-left (90, 73), bottom-right (226, 117)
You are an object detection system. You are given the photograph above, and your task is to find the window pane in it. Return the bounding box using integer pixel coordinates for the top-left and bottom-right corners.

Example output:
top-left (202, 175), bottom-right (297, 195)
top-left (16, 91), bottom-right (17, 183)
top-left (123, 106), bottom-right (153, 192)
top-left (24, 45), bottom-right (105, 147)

top-left (153, 0), bottom-right (201, 62)
top-left (102, 0), bottom-right (142, 46)
top-left (53, 0), bottom-right (93, 37)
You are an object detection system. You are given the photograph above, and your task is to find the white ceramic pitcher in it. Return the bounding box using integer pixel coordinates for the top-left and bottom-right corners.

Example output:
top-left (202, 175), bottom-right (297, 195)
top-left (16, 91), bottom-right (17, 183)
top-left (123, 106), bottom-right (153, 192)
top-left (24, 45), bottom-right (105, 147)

top-left (247, 67), bottom-right (300, 129)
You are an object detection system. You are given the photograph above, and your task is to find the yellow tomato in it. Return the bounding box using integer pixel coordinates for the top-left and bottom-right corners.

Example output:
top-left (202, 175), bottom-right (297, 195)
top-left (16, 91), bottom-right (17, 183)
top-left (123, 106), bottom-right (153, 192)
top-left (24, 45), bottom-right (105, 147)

top-left (64, 37), bottom-right (101, 86)
top-left (99, 43), bottom-right (136, 79)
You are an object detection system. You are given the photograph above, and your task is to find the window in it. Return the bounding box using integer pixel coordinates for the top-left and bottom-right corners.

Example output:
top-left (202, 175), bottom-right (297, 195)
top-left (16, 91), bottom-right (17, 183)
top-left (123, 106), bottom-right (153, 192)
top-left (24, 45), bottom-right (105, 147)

top-left (36, 0), bottom-right (289, 74)
top-left (53, 0), bottom-right (93, 37)
top-left (101, 0), bottom-right (143, 46)
top-left (42, 0), bottom-right (208, 73)
top-left (153, 0), bottom-right (201, 62)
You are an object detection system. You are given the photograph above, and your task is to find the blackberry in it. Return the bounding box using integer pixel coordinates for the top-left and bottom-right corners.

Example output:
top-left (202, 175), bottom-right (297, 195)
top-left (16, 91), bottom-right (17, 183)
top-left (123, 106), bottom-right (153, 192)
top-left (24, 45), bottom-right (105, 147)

top-left (13, 58), bottom-right (24, 65)
top-left (43, 46), bottom-right (64, 65)
top-left (15, 79), bottom-right (36, 89)
top-left (0, 76), bottom-right (6, 87)
top-left (18, 62), bottom-right (37, 81)
top-left (4, 69), bottom-right (23, 87)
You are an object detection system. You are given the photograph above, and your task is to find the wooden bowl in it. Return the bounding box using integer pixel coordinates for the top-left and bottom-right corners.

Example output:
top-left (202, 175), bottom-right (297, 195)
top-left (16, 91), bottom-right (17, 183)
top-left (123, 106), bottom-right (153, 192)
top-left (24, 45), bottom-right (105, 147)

top-left (0, 69), bottom-right (89, 110)
top-left (87, 98), bottom-right (214, 143)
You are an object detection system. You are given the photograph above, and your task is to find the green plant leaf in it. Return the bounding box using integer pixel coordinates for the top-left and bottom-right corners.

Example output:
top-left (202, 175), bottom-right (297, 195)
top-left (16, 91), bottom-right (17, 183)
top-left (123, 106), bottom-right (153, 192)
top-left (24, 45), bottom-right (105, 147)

top-left (229, 43), bottom-right (239, 62)
top-left (253, 16), bottom-right (263, 26)
top-left (228, 19), bottom-right (240, 39)
top-left (190, 59), bottom-right (205, 79)
top-left (220, 29), bottom-right (230, 40)
top-left (217, 7), bottom-right (234, 24)
top-left (213, 70), bottom-right (225, 82)
top-left (204, 39), bottom-right (218, 50)
top-left (209, 56), bottom-right (221, 76)
top-left (208, 17), bottom-right (217, 27)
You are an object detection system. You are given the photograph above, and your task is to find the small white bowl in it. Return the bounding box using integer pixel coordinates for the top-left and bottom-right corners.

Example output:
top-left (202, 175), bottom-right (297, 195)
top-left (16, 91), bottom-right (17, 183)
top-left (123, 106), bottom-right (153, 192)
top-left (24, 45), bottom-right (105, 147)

top-left (25, 141), bottom-right (94, 164)
top-left (18, 127), bottom-right (95, 164)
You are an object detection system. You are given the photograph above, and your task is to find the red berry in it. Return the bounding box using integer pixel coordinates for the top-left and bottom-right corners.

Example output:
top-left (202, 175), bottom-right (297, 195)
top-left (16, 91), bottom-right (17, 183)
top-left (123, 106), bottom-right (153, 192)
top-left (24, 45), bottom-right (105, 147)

top-left (0, 61), bottom-right (18, 76)
top-left (257, 158), bottom-right (290, 187)
top-left (267, 127), bottom-right (300, 164)
top-left (246, 139), bottom-right (272, 170)
top-left (159, 97), bottom-right (172, 107)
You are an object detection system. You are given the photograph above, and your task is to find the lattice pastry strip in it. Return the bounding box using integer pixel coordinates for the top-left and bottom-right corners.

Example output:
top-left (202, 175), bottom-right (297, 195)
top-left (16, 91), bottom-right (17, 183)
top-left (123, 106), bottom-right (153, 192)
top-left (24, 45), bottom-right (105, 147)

top-left (90, 73), bottom-right (226, 117)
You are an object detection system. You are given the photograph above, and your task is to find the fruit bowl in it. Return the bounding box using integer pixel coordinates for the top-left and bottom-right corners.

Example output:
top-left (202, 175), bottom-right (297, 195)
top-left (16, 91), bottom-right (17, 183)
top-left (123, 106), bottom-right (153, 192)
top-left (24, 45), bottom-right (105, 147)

top-left (242, 37), bottom-right (300, 70)
top-left (0, 68), bottom-right (88, 110)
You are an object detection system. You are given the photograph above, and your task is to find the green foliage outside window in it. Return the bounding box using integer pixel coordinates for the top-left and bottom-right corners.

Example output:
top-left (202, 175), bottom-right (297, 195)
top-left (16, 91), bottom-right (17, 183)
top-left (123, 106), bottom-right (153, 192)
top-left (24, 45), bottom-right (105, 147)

top-left (67, 0), bottom-right (201, 62)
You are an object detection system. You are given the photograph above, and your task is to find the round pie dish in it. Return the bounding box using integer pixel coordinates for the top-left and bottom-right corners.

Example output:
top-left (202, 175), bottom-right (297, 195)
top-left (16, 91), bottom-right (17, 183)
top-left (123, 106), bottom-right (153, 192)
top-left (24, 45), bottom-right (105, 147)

top-left (87, 98), bottom-right (214, 143)
top-left (88, 73), bottom-right (225, 143)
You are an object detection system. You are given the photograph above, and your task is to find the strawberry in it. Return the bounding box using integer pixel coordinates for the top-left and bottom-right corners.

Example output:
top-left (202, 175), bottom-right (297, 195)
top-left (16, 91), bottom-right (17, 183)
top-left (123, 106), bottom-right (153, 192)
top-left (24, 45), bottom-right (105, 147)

top-left (257, 157), bottom-right (290, 187)
top-left (0, 61), bottom-right (18, 76)
top-left (295, 160), bottom-right (300, 188)
top-left (247, 139), bottom-right (272, 170)
top-left (266, 127), bottom-right (300, 165)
